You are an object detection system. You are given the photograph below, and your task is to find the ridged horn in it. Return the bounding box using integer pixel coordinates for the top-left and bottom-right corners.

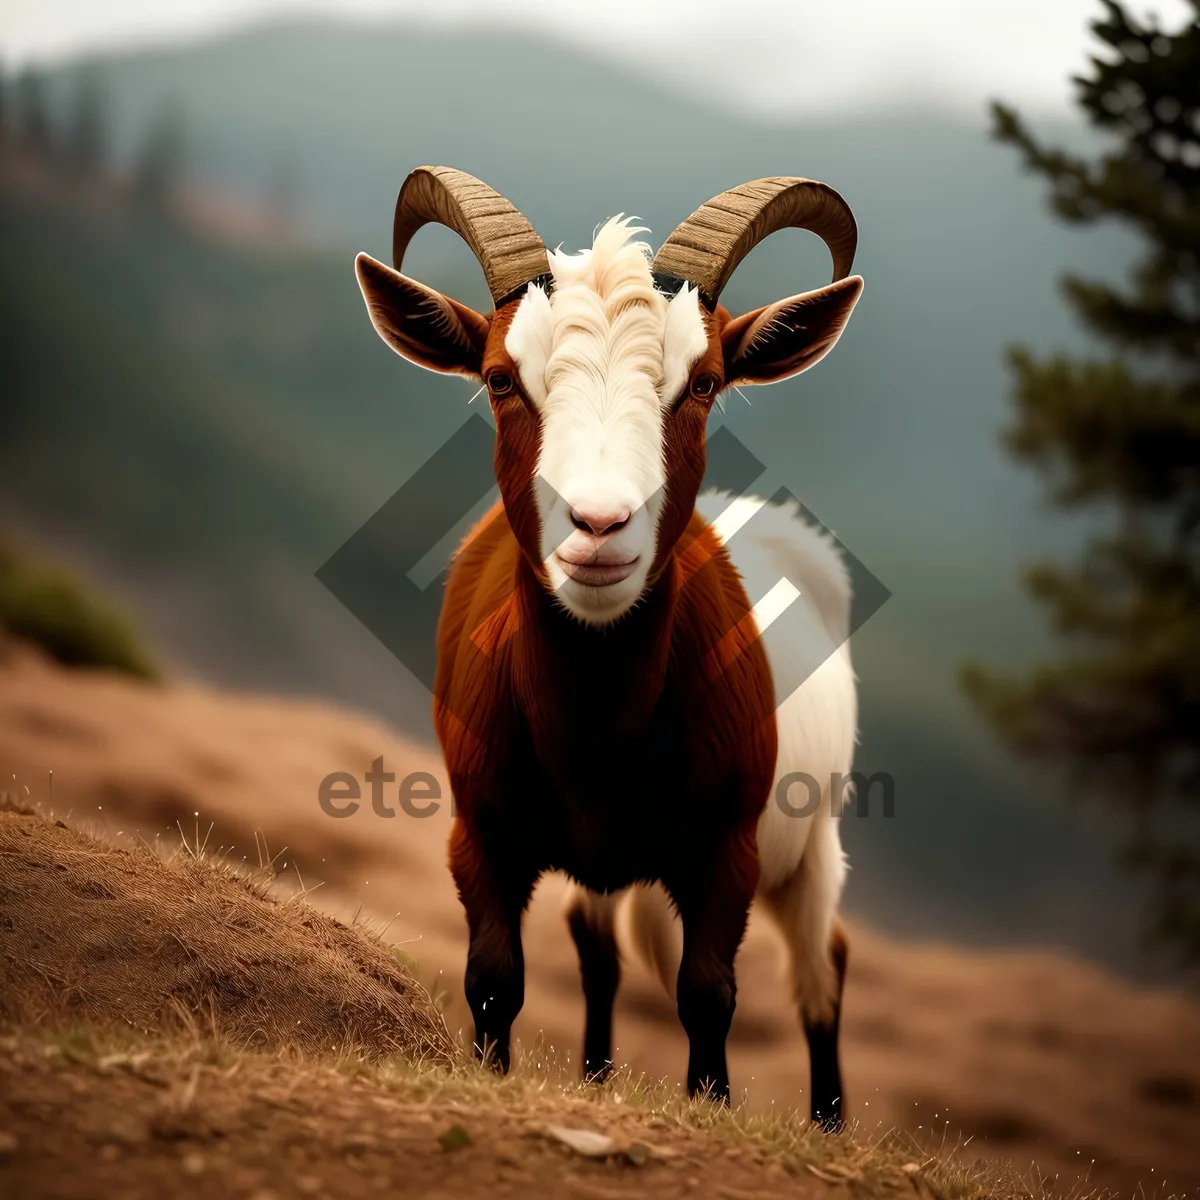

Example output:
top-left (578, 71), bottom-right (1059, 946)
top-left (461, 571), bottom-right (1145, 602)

top-left (652, 177), bottom-right (857, 307)
top-left (392, 166), bottom-right (550, 308)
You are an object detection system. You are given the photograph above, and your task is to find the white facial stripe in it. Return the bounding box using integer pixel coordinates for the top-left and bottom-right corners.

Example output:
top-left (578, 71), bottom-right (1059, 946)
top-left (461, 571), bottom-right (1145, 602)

top-left (539, 225), bottom-right (669, 510)
top-left (661, 285), bottom-right (709, 404)
top-left (503, 217), bottom-right (688, 625)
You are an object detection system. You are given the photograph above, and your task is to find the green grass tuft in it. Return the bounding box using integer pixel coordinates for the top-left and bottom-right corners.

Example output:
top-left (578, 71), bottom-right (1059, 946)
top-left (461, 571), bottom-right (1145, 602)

top-left (0, 535), bottom-right (158, 680)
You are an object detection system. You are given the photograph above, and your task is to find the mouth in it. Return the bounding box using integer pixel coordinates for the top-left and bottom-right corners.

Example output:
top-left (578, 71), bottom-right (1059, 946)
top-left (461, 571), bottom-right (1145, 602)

top-left (554, 554), bottom-right (640, 588)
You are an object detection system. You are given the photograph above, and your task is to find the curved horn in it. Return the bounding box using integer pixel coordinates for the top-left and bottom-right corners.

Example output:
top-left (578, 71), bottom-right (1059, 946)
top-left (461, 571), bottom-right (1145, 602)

top-left (651, 177), bottom-right (857, 307)
top-left (392, 165), bottom-right (550, 308)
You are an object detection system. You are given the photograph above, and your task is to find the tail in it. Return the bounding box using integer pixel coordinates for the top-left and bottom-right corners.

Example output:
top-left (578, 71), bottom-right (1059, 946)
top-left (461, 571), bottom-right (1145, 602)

top-left (615, 884), bottom-right (682, 1000)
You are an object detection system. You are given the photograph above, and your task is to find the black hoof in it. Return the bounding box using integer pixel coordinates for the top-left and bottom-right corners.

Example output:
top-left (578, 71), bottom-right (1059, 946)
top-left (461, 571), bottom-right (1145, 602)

top-left (583, 1060), bottom-right (613, 1085)
top-left (688, 1078), bottom-right (731, 1106)
top-left (811, 1108), bottom-right (844, 1133)
top-left (474, 1039), bottom-right (511, 1074)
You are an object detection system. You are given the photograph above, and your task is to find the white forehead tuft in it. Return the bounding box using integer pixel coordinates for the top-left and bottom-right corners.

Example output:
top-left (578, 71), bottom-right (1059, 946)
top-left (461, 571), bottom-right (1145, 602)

top-left (548, 215), bottom-right (653, 293)
top-left (504, 216), bottom-right (709, 408)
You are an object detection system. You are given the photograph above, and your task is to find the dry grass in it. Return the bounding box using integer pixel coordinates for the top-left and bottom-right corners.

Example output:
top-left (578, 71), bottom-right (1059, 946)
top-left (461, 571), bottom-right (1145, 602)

top-left (0, 1020), bottom-right (1128, 1200)
top-left (0, 804), bottom-right (456, 1065)
top-left (0, 804), bottom-right (1183, 1200)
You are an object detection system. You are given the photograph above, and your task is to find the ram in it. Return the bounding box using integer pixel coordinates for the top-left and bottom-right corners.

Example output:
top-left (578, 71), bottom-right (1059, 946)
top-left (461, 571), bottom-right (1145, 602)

top-left (355, 167), bottom-right (863, 1128)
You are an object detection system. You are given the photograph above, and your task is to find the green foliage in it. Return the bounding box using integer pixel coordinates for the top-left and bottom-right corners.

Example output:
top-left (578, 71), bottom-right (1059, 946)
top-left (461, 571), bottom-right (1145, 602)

top-left (0, 536), bottom-right (158, 681)
top-left (966, 1), bottom-right (1200, 963)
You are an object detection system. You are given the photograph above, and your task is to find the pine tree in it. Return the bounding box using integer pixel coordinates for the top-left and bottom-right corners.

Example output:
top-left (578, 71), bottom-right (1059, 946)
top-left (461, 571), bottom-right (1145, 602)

top-left (132, 102), bottom-right (186, 213)
top-left (15, 67), bottom-right (52, 154)
top-left (963, 1), bottom-right (1200, 964)
top-left (65, 71), bottom-right (109, 177)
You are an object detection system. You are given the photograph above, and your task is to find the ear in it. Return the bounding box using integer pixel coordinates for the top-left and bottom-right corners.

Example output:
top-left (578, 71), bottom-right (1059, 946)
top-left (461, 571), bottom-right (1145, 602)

top-left (355, 252), bottom-right (491, 378)
top-left (722, 275), bottom-right (863, 386)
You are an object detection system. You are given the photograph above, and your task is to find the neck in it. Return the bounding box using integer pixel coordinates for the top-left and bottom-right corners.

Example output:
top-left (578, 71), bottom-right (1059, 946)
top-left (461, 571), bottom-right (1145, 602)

top-left (514, 555), bottom-right (679, 741)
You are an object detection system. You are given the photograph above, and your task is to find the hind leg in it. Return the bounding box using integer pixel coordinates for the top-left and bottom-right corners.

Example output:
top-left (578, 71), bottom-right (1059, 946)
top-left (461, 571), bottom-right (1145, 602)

top-left (805, 920), bottom-right (848, 1131)
top-left (563, 883), bottom-right (621, 1082)
top-left (761, 810), bottom-right (849, 1130)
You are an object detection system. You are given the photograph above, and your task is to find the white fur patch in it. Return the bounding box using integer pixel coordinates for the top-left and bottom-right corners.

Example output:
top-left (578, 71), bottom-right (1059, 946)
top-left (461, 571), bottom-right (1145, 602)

top-left (504, 217), bottom-right (709, 625)
top-left (696, 490), bottom-right (855, 893)
top-left (661, 284), bottom-right (708, 405)
top-left (504, 283), bottom-right (553, 407)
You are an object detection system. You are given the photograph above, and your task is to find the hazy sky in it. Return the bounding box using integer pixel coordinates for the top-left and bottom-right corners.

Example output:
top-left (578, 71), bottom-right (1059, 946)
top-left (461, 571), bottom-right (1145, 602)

top-left (1, 0), bottom-right (1194, 116)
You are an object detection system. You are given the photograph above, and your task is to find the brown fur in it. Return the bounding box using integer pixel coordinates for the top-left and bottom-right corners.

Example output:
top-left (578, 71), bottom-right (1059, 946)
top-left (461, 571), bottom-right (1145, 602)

top-left (432, 303), bottom-right (780, 1094)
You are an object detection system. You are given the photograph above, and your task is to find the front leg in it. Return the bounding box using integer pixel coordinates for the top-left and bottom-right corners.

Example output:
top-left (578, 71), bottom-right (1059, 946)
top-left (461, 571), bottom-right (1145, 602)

top-left (449, 819), bottom-right (538, 1073)
top-left (668, 821), bottom-right (759, 1103)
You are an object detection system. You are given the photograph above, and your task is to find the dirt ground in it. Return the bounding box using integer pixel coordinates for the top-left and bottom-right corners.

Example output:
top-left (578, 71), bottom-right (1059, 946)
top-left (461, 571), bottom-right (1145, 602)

top-left (0, 814), bottom-right (992, 1200)
top-left (0, 1030), bottom-right (865, 1200)
top-left (2, 643), bottom-right (1199, 1195)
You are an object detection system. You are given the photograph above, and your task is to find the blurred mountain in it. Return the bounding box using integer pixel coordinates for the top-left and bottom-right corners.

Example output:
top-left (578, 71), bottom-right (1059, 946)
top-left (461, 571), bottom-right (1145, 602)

top-left (1, 18), bottom-right (1159, 972)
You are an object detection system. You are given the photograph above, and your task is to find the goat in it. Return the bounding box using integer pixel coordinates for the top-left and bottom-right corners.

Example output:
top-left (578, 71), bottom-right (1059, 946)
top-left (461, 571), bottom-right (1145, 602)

top-left (354, 167), bottom-right (863, 1128)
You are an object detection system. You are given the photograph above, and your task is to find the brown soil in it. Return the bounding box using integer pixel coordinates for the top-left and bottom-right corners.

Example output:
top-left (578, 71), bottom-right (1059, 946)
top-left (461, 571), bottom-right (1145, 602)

top-left (0, 1026), bottom-right (978, 1200)
top-left (1, 643), bottom-right (1199, 1196)
top-left (0, 810), bottom-right (455, 1065)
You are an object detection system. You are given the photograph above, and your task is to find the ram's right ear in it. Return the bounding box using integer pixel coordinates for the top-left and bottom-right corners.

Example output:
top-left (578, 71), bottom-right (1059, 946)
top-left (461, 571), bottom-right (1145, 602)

top-left (355, 252), bottom-right (491, 378)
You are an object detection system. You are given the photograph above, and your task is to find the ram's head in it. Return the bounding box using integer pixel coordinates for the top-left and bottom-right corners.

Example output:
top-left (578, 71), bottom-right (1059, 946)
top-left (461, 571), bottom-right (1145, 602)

top-left (356, 167), bottom-right (862, 625)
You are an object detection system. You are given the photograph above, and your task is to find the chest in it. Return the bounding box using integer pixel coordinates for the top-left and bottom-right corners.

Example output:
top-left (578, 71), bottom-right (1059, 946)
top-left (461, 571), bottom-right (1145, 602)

top-left (436, 520), bottom-right (779, 883)
top-left (483, 668), bottom-right (769, 888)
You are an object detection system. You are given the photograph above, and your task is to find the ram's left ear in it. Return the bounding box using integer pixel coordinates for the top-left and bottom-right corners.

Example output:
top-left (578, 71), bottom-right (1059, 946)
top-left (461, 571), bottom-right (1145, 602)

top-left (722, 275), bottom-right (863, 386)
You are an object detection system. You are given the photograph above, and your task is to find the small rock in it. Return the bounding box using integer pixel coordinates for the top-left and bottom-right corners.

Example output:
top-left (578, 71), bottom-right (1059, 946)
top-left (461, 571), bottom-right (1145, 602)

top-left (0, 1131), bottom-right (18, 1157)
top-left (342, 1132), bottom-right (379, 1156)
top-left (437, 1124), bottom-right (471, 1152)
top-left (626, 1143), bottom-right (651, 1167)
top-left (181, 1151), bottom-right (205, 1176)
top-left (806, 1163), bottom-right (846, 1184)
top-left (296, 1176), bottom-right (322, 1195)
top-left (545, 1125), bottom-right (617, 1159)
top-left (99, 1051), bottom-right (152, 1073)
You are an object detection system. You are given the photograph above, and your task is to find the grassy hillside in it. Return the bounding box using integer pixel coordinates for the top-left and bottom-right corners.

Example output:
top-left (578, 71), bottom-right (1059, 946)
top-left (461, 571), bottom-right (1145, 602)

top-left (5, 655), bottom-right (1198, 1191)
top-left (3, 805), bottom-right (1176, 1198)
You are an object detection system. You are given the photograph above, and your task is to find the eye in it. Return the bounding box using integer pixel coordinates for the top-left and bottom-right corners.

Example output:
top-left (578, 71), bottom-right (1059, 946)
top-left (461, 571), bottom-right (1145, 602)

top-left (691, 373), bottom-right (719, 400)
top-left (488, 371), bottom-right (514, 396)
